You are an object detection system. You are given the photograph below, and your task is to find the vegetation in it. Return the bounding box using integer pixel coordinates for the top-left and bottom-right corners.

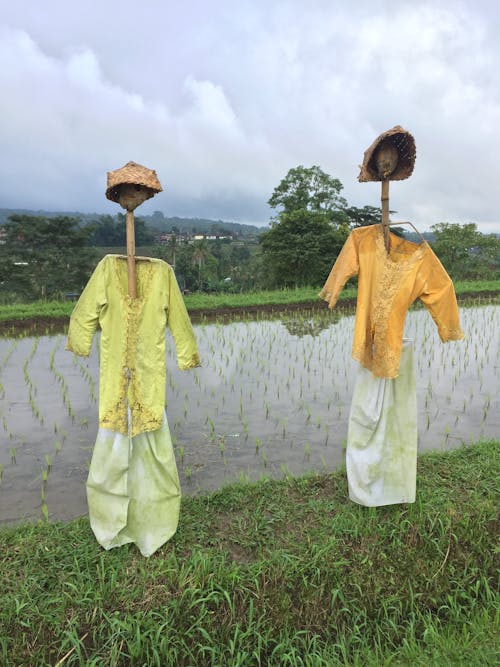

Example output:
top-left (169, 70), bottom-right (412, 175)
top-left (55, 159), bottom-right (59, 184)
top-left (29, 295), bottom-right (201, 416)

top-left (0, 180), bottom-right (498, 665)
top-left (260, 166), bottom-right (351, 287)
top-left (0, 215), bottom-right (99, 301)
top-left (0, 440), bottom-right (497, 666)
top-left (431, 222), bottom-right (500, 280)
top-left (260, 166), bottom-right (499, 288)
top-left (0, 207), bottom-right (261, 238)
top-left (88, 214), bottom-right (155, 247)
top-left (0, 280), bottom-right (498, 326)
top-left (1, 171), bottom-right (499, 300)
top-left (153, 237), bottom-right (257, 293)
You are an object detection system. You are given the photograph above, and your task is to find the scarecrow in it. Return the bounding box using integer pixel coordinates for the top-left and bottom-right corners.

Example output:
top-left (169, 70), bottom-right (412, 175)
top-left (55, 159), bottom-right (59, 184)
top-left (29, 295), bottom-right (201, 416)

top-left (67, 162), bottom-right (200, 556)
top-left (320, 126), bottom-right (464, 506)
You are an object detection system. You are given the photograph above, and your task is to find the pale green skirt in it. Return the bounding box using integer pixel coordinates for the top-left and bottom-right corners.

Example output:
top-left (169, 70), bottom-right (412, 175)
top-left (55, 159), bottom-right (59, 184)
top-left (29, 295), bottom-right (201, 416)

top-left (86, 413), bottom-right (180, 556)
top-left (346, 339), bottom-right (417, 507)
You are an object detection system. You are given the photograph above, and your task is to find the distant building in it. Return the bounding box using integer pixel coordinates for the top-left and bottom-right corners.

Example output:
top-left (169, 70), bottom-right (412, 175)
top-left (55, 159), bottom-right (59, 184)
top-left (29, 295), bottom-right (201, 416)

top-left (193, 234), bottom-right (233, 241)
top-left (155, 232), bottom-right (190, 245)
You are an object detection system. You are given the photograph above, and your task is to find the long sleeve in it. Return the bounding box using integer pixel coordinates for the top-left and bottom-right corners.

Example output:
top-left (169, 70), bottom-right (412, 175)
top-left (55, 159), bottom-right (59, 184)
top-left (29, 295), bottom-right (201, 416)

top-left (66, 259), bottom-right (108, 356)
top-left (319, 230), bottom-right (359, 309)
top-left (166, 266), bottom-right (201, 370)
top-left (418, 251), bottom-right (464, 342)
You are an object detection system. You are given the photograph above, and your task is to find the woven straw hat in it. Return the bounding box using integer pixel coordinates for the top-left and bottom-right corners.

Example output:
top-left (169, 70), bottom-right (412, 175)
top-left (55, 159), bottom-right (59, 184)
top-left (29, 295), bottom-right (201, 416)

top-left (106, 161), bottom-right (163, 203)
top-left (358, 125), bottom-right (416, 182)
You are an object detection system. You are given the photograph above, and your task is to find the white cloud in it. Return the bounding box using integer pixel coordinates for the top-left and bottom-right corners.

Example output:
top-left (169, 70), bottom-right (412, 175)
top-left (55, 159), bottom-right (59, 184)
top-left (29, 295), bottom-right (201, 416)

top-left (0, 1), bottom-right (499, 232)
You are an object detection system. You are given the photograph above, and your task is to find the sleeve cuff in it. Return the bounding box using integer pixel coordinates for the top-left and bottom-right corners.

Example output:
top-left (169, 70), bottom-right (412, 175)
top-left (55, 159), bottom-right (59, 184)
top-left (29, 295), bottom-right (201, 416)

top-left (438, 326), bottom-right (465, 342)
top-left (178, 353), bottom-right (201, 370)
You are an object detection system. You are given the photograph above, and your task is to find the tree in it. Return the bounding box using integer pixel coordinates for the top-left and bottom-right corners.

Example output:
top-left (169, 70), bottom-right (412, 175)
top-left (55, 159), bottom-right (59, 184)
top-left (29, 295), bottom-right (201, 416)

top-left (192, 239), bottom-right (211, 290)
top-left (268, 165), bottom-right (347, 218)
top-left (167, 234), bottom-right (179, 270)
top-left (88, 215), bottom-right (123, 246)
top-left (114, 214), bottom-right (155, 246)
top-left (88, 214), bottom-right (155, 247)
top-left (0, 215), bottom-right (99, 301)
top-left (173, 244), bottom-right (195, 291)
top-left (172, 242), bottom-right (217, 292)
top-left (260, 166), bottom-right (350, 287)
top-left (260, 209), bottom-right (347, 287)
top-left (211, 240), bottom-right (232, 280)
top-left (343, 205), bottom-right (382, 228)
top-left (430, 222), bottom-right (500, 280)
top-left (230, 246), bottom-right (262, 291)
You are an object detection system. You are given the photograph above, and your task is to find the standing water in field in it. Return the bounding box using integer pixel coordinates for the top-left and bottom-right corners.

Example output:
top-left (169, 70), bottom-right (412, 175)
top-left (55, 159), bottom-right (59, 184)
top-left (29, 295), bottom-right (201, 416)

top-left (0, 305), bottom-right (498, 524)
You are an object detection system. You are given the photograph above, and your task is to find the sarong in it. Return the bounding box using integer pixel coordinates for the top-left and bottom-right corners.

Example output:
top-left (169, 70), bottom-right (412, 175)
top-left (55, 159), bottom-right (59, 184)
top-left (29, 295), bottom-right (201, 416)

top-left (86, 412), bottom-right (180, 556)
top-left (346, 339), bottom-right (417, 506)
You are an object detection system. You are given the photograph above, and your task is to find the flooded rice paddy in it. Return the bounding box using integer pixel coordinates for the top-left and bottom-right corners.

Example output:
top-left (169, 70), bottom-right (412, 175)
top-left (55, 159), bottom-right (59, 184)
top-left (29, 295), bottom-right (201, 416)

top-left (0, 305), bottom-right (498, 524)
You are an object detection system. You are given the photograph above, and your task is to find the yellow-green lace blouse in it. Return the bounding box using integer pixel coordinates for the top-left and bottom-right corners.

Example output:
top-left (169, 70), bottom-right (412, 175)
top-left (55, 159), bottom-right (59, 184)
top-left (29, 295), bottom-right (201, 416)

top-left (66, 255), bottom-right (200, 436)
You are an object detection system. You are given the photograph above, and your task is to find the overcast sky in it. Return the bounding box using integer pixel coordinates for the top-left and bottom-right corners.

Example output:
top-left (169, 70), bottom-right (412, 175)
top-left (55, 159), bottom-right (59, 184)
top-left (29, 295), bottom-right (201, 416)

top-left (1, 0), bottom-right (499, 233)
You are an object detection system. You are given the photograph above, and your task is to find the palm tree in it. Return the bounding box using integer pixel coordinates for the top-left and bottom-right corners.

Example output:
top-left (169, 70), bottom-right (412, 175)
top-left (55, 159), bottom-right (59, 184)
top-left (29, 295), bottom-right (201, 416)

top-left (192, 239), bottom-right (210, 290)
top-left (168, 234), bottom-right (178, 270)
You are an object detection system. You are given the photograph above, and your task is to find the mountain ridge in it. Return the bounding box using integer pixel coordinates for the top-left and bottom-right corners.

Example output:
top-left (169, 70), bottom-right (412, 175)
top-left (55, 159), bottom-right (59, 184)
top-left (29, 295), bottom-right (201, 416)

top-left (0, 208), bottom-right (264, 238)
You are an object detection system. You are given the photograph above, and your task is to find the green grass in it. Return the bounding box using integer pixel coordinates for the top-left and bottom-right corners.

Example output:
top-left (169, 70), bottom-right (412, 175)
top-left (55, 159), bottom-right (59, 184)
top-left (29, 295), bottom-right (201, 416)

top-left (0, 300), bottom-right (73, 323)
top-left (184, 285), bottom-right (356, 310)
top-left (1, 440), bottom-right (498, 666)
top-left (453, 279), bottom-right (500, 293)
top-left (0, 279), bottom-right (499, 324)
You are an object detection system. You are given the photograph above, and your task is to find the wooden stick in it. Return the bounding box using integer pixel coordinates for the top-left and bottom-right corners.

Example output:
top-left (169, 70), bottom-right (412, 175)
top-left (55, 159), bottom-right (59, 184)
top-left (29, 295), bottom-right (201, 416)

top-left (381, 179), bottom-right (390, 252)
top-left (126, 209), bottom-right (137, 298)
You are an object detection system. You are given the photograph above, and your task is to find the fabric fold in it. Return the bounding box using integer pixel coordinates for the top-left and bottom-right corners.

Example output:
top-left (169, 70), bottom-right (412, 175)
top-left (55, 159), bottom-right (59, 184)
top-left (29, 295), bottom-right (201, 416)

top-left (346, 339), bottom-right (417, 507)
top-left (86, 413), bottom-right (181, 557)
top-left (319, 224), bottom-right (464, 378)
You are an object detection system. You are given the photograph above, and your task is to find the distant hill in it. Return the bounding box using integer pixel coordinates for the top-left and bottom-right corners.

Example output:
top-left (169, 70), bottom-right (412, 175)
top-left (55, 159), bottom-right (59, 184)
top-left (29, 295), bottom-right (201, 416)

top-left (0, 208), bottom-right (263, 239)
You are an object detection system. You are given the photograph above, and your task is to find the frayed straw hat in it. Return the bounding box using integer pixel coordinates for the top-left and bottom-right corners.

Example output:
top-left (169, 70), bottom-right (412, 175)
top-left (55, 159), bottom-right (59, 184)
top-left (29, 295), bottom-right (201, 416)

top-left (105, 161), bottom-right (163, 203)
top-left (358, 125), bottom-right (416, 182)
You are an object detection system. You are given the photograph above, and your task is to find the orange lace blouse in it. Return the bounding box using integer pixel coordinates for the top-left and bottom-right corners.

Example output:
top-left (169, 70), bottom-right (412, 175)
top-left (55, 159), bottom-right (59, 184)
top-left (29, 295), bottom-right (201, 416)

top-left (319, 224), bottom-right (464, 378)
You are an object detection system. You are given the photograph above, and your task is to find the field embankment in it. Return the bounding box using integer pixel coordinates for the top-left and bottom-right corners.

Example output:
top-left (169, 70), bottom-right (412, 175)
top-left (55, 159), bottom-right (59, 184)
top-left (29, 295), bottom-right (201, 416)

top-left (0, 280), bottom-right (499, 335)
top-left (0, 441), bottom-right (498, 666)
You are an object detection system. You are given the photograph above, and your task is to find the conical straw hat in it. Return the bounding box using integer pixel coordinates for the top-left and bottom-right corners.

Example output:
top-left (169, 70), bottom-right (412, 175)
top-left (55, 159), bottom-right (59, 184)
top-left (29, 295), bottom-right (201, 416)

top-left (106, 161), bottom-right (163, 203)
top-left (358, 125), bottom-right (416, 182)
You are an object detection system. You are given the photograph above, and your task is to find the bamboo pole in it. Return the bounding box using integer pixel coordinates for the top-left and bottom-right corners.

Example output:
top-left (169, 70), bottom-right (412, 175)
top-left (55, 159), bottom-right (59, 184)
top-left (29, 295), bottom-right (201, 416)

top-left (381, 179), bottom-right (390, 253)
top-left (126, 210), bottom-right (137, 298)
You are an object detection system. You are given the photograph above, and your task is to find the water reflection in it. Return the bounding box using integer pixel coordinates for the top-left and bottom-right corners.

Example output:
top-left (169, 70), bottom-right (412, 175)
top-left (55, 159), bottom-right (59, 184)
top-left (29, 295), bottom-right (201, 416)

top-left (0, 305), bottom-right (498, 524)
top-left (281, 314), bottom-right (338, 337)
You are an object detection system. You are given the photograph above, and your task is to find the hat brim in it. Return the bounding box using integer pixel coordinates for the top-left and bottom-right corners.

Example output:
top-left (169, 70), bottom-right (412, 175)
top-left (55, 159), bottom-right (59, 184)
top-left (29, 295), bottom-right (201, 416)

top-left (106, 161), bottom-right (163, 203)
top-left (358, 125), bottom-right (416, 182)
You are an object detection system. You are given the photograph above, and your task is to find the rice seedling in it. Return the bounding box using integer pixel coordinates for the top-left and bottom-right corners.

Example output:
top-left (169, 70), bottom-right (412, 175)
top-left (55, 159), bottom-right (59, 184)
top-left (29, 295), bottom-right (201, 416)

top-left (1, 303), bottom-right (499, 523)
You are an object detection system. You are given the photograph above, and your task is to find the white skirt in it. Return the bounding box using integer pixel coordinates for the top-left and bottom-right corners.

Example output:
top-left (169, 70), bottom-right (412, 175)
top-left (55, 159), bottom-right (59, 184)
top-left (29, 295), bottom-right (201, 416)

top-left (86, 412), bottom-right (181, 556)
top-left (346, 339), bottom-right (417, 507)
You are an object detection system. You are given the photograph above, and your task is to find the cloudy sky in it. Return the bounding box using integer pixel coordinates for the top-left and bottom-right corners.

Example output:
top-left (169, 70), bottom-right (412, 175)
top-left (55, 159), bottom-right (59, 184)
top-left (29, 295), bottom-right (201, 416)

top-left (1, 0), bottom-right (499, 232)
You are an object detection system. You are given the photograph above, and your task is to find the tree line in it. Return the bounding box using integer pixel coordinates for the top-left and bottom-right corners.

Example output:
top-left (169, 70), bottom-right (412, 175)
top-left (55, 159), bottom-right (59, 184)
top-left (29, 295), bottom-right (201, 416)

top-left (0, 165), bottom-right (498, 302)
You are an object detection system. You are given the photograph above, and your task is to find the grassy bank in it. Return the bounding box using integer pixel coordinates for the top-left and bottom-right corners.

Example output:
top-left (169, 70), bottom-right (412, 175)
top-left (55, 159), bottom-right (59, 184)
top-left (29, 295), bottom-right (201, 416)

top-left (0, 279), bottom-right (499, 324)
top-left (1, 441), bottom-right (498, 666)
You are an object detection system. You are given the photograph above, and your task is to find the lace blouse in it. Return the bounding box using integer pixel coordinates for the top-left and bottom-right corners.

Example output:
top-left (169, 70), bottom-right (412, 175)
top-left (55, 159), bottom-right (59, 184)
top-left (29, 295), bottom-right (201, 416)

top-left (319, 224), bottom-right (464, 378)
top-left (66, 255), bottom-right (200, 436)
